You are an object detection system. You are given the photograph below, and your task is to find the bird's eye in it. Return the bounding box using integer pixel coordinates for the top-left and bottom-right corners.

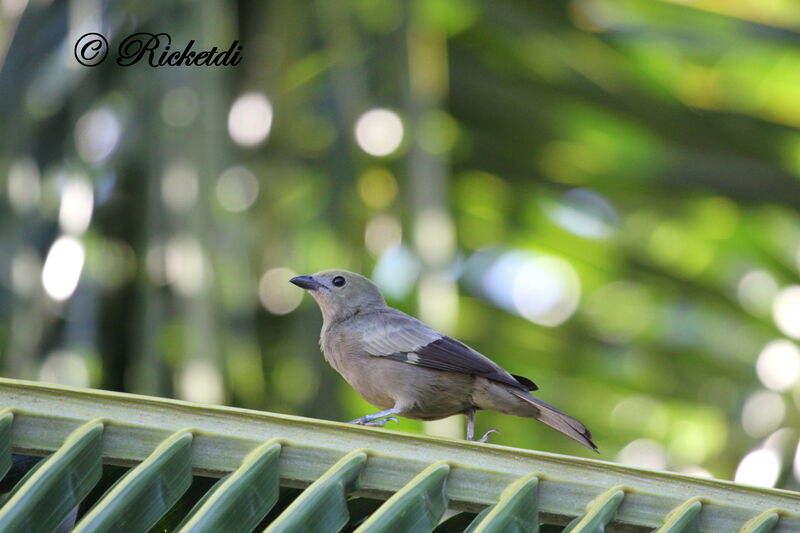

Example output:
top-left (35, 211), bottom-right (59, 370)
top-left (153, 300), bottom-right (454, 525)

top-left (332, 276), bottom-right (346, 287)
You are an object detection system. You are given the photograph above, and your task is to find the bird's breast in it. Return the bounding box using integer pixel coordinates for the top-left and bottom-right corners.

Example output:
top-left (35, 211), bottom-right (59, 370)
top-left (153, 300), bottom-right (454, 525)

top-left (321, 332), bottom-right (395, 410)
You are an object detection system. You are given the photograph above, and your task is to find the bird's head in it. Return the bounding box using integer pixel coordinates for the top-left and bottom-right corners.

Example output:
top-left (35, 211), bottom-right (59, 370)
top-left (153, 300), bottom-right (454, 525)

top-left (290, 269), bottom-right (386, 322)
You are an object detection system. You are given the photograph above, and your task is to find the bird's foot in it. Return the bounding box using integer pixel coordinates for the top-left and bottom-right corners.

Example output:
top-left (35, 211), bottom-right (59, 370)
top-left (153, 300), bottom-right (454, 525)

top-left (477, 428), bottom-right (499, 443)
top-left (362, 417), bottom-right (399, 427)
top-left (348, 415), bottom-right (399, 426)
top-left (347, 408), bottom-right (401, 426)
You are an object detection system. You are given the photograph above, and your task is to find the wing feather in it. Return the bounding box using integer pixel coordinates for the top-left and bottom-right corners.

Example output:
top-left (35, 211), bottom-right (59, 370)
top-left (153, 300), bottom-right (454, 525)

top-left (360, 310), bottom-right (536, 391)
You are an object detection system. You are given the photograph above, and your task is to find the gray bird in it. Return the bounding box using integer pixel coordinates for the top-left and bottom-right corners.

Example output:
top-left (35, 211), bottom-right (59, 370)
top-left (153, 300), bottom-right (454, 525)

top-left (290, 269), bottom-right (597, 451)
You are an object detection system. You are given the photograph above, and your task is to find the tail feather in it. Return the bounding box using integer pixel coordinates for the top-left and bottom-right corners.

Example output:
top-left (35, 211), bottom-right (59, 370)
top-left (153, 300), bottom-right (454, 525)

top-left (509, 390), bottom-right (598, 452)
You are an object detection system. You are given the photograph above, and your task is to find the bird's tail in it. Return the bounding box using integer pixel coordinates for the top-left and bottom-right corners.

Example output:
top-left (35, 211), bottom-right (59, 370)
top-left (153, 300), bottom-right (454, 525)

top-left (508, 389), bottom-right (598, 452)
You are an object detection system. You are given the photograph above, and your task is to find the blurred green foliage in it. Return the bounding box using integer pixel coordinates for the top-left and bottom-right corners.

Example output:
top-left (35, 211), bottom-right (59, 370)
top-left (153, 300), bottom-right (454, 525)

top-left (1, 0), bottom-right (800, 492)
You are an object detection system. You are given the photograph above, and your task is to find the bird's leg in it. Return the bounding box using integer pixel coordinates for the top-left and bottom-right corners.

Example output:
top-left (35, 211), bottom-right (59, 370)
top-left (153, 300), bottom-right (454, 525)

top-left (348, 408), bottom-right (401, 427)
top-left (465, 408), bottom-right (476, 441)
top-left (464, 407), bottom-right (499, 443)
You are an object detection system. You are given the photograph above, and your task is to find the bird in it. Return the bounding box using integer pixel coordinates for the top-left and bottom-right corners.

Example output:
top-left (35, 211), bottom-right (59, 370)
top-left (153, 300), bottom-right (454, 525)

top-left (289, 269), bottom-right (597, 451)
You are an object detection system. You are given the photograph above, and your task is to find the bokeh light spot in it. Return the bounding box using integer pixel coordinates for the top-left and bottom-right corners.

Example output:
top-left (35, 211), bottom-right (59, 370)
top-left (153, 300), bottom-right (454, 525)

top-left (610, 395), bottom-right (669, 439)
top-left (58, 174), bottom-right (94, 235)
top-left (414, 207), bottom-right (455, 266)
top-left (162, 162), bottom-right (198, 214)
top-left (259, 267), bottom-right (303, 315)
top-left (87, 239), bottom-right (137, 290)
top-left (11, 247), bottom-right (41, 296)
top-left (355, 108), bottom-right (404, 156)
top-left (668, 420), bottom-right (712, 464)
top-left (513, 257), bottom-right (581, 327)
top-left (365, 215), bottom-right (402, 256)
top-left (418, 272), bottom-right (458, 333)
top-left (737, 270), bottom-right (778, 316)
top-left (545, 188), bottom-right (619, 239)
top-left (418, 109), bottom-right (459, 154)
top-left (161, 86), bottom-right (199, 127)
top-left (358, 167), bottom-right (398, 209)
top-left (480, 250), bottom-right (581, 327)
top-left (41, 236), bottom-right (85, 301)
top-left (228, 92), bottom-right (273, 147)
top-left (373, 245), bottom-right (421, 300)
top-left (145, 242), bottom-right (168, 286)
top-left (742, 391), bottom-right (785, 438)
top-left (7, 157), bottom-right (40, 214)
top-left (2, 0), bottom-right (29, 18)
top-left (756, 339), bottom-right (800, 391)
top-left (793, 439), bottom-right (800, 483)
top-left (735, 449), bottom-right (781, 488)
top-left (177, 359), bottom-right (224, 404)
top-left (165, 234), bottom-right (207, 296)
top-left (616, 439), bottom-right (668, 470)
top-left (773, 285), bottom-right (800, 339)
top-left (216, 166), bottom-right (259, 212)
top-left (75, 107), bottom-right (121, 164)
top-left (38, 350), bottom-right (90, 387)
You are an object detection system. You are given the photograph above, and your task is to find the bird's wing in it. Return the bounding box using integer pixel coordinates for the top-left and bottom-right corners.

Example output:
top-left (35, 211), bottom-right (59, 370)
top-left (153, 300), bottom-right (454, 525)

top-left (359, 310), bottom-right (537, 391)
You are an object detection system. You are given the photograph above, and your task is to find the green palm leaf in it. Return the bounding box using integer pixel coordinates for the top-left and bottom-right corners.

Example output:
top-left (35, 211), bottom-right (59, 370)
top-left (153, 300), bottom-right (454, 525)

top-left (0, 420), bottom-right (102, 533)
top-left (1, 378), bottom-right (799, 532)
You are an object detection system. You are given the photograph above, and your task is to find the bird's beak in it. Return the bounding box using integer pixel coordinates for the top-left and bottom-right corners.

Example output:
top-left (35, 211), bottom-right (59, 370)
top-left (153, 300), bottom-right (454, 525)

top-left (290, 275), bottom-right (320, 290)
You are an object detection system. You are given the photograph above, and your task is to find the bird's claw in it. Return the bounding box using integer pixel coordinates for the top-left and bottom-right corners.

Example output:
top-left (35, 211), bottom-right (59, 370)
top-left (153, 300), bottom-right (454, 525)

top-left (364, 417), bottom-right (399, 427)
top-left (477, 428), bottom-right (499, 443)
top-left (348, 416), bottom-right (399, 427)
